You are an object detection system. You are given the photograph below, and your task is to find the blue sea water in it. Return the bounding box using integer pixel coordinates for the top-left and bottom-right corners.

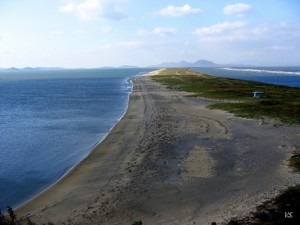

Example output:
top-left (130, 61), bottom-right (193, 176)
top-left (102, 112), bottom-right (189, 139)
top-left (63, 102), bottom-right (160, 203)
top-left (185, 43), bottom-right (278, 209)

top-left (0, 68), bottom-right (153, 209)
top-left (1, 66), bottom-right (299, 209)
top-left (190, 67), bottom-right (300, 88)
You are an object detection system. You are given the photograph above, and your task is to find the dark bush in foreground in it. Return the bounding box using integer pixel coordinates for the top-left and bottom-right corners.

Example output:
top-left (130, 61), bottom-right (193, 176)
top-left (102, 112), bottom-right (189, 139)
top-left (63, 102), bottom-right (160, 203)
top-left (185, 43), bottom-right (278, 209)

top-left (227, 185), bottom-right (300, 225)
top-left (132, 220), bottom-right (142, 225)
top-left (0, 206), bottom-right (17, 225)
top-left (0, 206), bottom-right (40, 225)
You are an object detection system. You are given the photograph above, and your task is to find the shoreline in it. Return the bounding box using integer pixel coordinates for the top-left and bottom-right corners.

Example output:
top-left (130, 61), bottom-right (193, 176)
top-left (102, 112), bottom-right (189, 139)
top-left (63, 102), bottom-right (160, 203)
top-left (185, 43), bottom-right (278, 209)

top-left (17, 71), bottom-right (300, 224)
top-left (14, 72), bottom-right (143, 211)
top-left (16, 71), bottom-right (156, 222)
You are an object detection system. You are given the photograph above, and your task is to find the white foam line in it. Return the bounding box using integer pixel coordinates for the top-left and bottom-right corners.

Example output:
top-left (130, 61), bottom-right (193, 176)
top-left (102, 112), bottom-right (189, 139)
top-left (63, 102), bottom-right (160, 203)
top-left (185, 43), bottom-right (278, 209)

top-left (221, 68), bottom-right (300, 76)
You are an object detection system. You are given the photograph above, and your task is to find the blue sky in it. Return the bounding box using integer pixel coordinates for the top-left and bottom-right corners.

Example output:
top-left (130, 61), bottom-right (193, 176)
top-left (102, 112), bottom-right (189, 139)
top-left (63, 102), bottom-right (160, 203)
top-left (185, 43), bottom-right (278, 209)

top-left (0, 0), bottom-right (299, 67)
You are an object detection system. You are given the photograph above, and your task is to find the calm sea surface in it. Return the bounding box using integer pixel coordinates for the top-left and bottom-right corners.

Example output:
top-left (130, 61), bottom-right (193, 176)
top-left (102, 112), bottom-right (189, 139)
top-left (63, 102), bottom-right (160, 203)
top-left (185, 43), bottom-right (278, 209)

top-left (190, 67), bottom-right (300, 88)
top-left (0, 68), bottom-right (153, 208)
top-left (1, 66), bottom-right (299, 209)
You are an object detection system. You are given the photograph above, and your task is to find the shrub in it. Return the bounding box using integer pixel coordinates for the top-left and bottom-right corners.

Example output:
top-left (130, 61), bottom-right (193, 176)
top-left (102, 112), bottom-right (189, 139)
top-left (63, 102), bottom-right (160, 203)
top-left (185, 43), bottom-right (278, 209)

top-left (132, 221), bottom-right (142, 225)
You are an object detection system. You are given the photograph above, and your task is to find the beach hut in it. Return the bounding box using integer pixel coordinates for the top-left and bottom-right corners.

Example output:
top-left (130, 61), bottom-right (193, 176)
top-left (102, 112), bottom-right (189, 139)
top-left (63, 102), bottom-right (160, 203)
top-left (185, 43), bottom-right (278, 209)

top-left (253, 91), bottom-right (264, 98)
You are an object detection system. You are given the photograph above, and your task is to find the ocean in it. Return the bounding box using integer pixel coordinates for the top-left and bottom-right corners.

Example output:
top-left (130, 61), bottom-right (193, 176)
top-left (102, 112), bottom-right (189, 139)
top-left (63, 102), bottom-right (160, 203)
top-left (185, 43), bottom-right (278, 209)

top-left (1, 66), bottom-right (299, 209)
top-left (190, 67), bottom-right (300, 88)
top-left (0, 68), bottom-right (153, 209)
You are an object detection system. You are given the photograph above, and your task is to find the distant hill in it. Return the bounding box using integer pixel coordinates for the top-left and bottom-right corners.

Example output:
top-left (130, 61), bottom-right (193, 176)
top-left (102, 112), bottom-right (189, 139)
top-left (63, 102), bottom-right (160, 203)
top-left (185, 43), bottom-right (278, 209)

top-left (0, 67), bottom-right (64, 72)
top-left (118, 65), bottom-right (140, 68)
top-left (23, 67), bottom-right (63, 71)
top-left (151, 59), bottom-right (219, 68)
top-left (2, 67), bottom-right (20, 72)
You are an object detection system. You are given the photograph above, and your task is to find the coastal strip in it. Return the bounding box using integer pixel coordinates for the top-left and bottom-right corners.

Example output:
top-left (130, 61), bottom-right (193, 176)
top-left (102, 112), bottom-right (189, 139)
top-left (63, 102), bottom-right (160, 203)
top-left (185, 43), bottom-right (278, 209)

top-left (17, 70), bottom-right (300, 225)
top-left (16, 70), bottom-right (154, 223)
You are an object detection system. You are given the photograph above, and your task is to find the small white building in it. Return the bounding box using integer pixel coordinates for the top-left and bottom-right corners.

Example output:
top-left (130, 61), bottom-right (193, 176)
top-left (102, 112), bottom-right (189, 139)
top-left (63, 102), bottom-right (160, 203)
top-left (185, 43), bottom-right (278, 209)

top-left (253, 91), bottom-right (264, 98)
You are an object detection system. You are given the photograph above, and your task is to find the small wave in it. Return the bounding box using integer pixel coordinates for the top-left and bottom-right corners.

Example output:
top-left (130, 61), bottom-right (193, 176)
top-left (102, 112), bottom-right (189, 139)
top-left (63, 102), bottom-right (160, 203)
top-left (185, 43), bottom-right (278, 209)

top-left (221, 67), bottom-right (300, 76)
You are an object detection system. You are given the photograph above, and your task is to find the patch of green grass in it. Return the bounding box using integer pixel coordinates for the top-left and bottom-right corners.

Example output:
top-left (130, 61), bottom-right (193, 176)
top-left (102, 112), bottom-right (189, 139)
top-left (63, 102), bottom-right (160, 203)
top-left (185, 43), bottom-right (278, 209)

top-left (289, 154), bottom-right (300, 171)
top-left (152, 69), bottom-right (300, 124)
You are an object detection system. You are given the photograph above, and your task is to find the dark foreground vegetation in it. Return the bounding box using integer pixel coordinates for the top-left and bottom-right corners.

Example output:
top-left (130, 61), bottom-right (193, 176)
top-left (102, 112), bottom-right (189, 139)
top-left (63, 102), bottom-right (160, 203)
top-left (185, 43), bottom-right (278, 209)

top-left (0, 206), bottom-right (46, 225)
top-left (153, 68), bottom-right (300, 124)
top-left (225, 153), bottom-right (300, 225)
top-left (226, 185), bottom-right (300, 225)
top-left (0, 206), bottom-right (141, 225)
top-left (2, 187), bottom-right (299, 225)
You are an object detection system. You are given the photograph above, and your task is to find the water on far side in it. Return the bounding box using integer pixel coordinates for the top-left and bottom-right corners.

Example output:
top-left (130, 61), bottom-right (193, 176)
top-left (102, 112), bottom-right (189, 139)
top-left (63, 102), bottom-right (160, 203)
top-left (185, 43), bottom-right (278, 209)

top-left (190, 67), bottom-right (300, 88)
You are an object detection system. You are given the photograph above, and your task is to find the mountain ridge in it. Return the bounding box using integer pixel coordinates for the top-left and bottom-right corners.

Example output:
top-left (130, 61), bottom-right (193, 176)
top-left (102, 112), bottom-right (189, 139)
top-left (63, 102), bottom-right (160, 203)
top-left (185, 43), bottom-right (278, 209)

top-left (150, 59), bottom-right (219, 68)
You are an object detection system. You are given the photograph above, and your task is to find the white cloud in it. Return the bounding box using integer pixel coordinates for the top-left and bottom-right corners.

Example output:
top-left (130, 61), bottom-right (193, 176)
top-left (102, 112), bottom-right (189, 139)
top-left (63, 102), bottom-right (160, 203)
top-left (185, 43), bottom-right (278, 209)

top-left (73, 29), bottom-right (86, 34)
top-left (50, 30), bottom-right (65, 35)
top-left (59, 0), bottom-right (99, 20)
top-left (195, 22), bottom-right (272, 43)
top-left (223, 3), bottom-right (253, 17)
top-left (136, 29), bottom-right (151, 36)
top-left (153, 27), bottom-right (177, 36)
top-left (275, 22), bottom-right (300, 39)
top-left (100, 26), bottom-right (113, 33)
top-left (50, 29), bottom-right (88, 35)
top-left (196, 21), bottom-right (247, 36)
top-left (158, 4), bottom-right (201, 17)
top-left (268, 45), bottom-right (293, 50)
top-left (193, 21), bottom-right (300, 65)
top-left (59, 0), bottom-right (127, 21)
top-left (137, 27), bottom-right (177, 37)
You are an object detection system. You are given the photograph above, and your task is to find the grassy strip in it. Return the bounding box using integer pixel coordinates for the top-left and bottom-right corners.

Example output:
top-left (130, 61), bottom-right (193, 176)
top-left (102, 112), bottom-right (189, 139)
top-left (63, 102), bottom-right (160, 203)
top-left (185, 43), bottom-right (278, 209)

top-left (152, 68), bottom-right (300, 124)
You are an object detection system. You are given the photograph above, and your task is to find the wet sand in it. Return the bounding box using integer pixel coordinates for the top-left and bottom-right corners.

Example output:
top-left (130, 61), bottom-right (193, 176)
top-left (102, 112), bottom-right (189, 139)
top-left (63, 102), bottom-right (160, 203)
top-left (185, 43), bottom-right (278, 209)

top-left (17, 72), bottom-right (300, 224)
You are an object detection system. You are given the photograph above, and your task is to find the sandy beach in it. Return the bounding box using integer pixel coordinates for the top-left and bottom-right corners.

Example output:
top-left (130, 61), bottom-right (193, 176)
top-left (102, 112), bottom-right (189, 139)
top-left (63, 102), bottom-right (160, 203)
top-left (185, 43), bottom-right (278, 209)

top-left (17, 71), bottom-right (300, 225)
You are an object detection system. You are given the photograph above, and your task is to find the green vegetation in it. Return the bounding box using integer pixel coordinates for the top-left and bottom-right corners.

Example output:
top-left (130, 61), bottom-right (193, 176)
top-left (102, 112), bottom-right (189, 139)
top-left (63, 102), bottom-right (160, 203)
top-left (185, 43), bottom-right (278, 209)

top-left (0, 207), bottom-right (54, 225)
top-left (131, 221), bottom-right (142, 225)
top-left (227, 185), bottom-right (300, 225)
top-left (289, 154), bottom-right (300, 171)
top-left (0, 206), bottom-right (141, 225)
top-left (0, 206), bottom-right (16, 225)
top-left (152, 68), bottom-right (300, 124)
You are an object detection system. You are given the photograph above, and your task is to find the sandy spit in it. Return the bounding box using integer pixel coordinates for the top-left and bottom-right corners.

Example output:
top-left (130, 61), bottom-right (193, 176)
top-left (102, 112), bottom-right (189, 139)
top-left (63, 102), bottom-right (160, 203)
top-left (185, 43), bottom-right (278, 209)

top-left (17, 73), bottom-right (300, 225)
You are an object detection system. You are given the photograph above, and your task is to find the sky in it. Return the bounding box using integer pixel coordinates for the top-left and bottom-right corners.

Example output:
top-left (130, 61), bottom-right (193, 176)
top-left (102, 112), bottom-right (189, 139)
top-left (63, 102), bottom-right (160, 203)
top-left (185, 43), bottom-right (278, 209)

top-left (0, 0), bottom-right (300, 68)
